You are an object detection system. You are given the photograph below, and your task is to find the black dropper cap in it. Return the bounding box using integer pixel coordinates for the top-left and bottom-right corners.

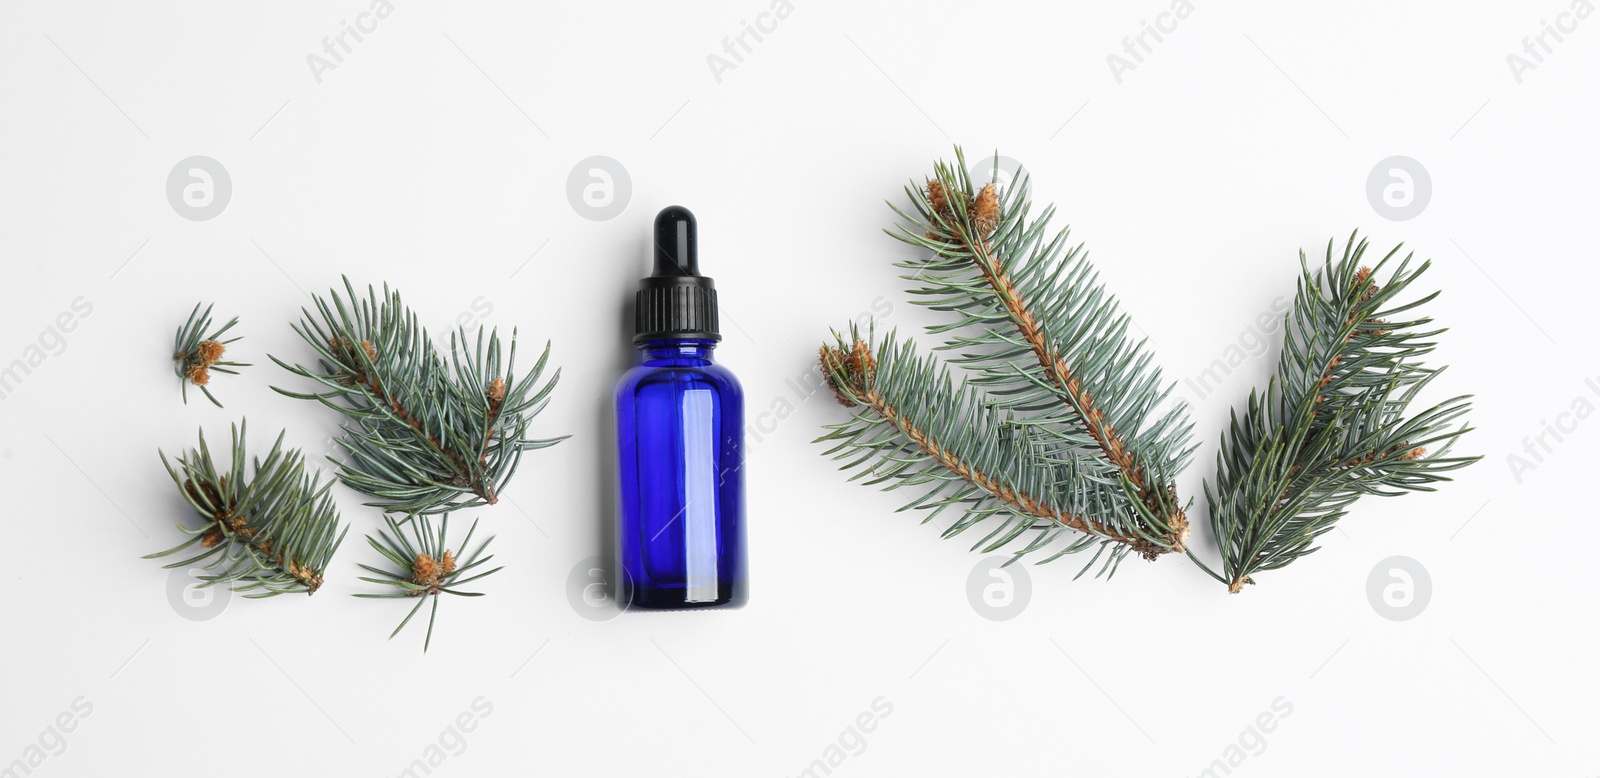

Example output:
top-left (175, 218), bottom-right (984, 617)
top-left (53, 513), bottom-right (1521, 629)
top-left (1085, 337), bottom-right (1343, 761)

top-left (635, 206), bottom-right (720, 343)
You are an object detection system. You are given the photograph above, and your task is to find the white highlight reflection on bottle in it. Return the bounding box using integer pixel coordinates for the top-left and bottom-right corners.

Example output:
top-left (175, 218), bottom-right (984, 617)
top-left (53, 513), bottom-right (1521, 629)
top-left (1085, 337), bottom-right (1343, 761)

top-left (681, 389), bottom-right (719, 602)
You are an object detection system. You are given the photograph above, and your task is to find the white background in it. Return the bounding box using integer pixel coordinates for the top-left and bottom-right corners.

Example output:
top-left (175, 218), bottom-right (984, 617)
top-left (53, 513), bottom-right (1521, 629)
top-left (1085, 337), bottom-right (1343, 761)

top-left (2, 1), bottom-right (1597, 775)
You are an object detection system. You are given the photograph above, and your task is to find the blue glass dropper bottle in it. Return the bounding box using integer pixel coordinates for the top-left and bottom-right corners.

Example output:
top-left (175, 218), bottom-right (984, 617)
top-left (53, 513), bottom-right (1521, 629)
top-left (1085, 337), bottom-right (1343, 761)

top-left (615, 206), bottom-right (747, 610)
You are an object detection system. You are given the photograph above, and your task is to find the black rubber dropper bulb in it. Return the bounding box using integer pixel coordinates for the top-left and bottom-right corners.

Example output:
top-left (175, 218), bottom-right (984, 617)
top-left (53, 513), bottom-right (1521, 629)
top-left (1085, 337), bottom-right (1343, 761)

top-left (653, 205), bottom-right (698, 276)
top-left (634, 205), bottom-right (720, 343)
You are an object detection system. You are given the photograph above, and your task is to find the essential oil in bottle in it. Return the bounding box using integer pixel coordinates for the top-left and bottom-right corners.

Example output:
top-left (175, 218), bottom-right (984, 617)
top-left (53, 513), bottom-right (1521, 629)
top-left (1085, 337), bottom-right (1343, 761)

top-left (614, 206), bottom-right (747, 610)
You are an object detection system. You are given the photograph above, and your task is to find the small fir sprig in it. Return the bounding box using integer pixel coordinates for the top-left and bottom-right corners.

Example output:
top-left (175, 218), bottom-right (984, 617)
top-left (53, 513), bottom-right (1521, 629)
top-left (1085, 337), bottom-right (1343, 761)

top-left (146, 421), bottom-right (348, 597)
top-left (1202, 235), bottom-right (1478, 592)
top-left (173, 302), bottom-right (248, 407)
top-left (355, 513), bottom-right (501, 651)
top-left (271, 278), bottom-right (564, 516)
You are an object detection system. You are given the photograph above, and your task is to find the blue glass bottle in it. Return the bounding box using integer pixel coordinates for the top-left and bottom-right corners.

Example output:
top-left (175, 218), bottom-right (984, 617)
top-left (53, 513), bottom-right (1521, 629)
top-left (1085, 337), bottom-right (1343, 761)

top-left (615, 206), bottom-right (747, 610)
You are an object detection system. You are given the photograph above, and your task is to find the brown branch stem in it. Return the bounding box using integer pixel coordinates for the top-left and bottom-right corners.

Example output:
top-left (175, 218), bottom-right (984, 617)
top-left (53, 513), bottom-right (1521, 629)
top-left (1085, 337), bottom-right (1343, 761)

top-left (1233, 269), bottom-right (1383, 592)
top-left (191, 485), bottom-right (323, 592)
top-left (860, 387), bottom-right (1172, 559)
top-left (953, 218), bottom-right (1186, 548)
top-left (338, 339), bottom-right (497, 504)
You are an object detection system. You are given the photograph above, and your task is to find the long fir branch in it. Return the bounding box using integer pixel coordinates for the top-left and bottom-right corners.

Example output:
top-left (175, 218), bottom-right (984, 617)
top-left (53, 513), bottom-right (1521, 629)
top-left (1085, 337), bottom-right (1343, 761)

top-left (820, 329), bottom-right (1165, 575)
top-left (893, 152), bottom-right (1194, 551)
top-left (818, 149), bottom-right (1193, 571)
top-left (907, 170), bottom-right (1187, 539)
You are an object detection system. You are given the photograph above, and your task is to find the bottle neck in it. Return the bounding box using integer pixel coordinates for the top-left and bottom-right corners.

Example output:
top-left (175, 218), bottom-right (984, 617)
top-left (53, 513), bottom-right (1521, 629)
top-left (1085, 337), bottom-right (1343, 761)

top-left (637, 338), bottom-right (718, 364)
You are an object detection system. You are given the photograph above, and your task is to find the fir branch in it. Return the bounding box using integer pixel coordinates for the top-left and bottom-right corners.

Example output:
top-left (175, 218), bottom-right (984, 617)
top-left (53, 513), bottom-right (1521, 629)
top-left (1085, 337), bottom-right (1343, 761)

top-left (889, 152), bottom-right (1195, 551)
top-left (354, 513), bottom-right (501, 652)
top-left (816, 148), bottom-right (1193, 573)
top-left (172, 302), bottom-right (248, 408)
top-left (271, 278), bottom-right (565, 516)
top-left (1205, 235), bottom-right (1478, 592)
top-left (819, 329), bottom-right (1163, 576)
top-left (146, 421), bottom-right (347, 597)
top-left (815, 149), bottom-right (1477, 590)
